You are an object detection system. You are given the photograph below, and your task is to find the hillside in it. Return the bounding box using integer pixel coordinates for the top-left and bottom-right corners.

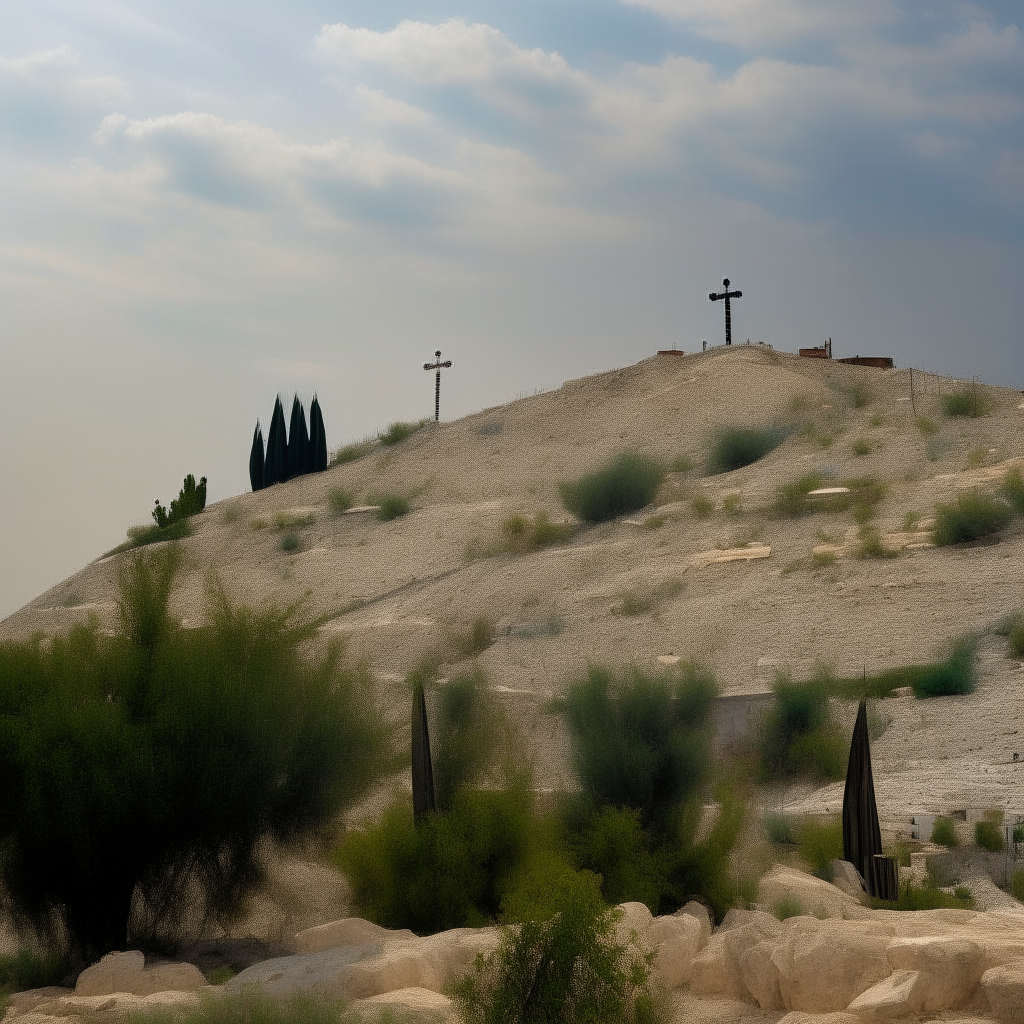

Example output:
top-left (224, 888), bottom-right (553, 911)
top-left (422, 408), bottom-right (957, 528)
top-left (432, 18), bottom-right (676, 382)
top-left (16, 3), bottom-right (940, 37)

top-left (4, 344), bottom-right (1024, 827)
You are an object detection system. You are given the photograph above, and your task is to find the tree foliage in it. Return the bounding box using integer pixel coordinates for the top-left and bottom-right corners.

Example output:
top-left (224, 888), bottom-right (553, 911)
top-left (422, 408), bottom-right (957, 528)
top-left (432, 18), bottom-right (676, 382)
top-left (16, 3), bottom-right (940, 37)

top-left (287, 396), bottom-right (309, 481)
top-left (249, 423), bottom-right (265, 492)
top-left (152, 474), bottom-right (207, 529)
top-left (0, 545), bottom-right (394, 961)
top-left (264, 397), bottom-right (287, 487)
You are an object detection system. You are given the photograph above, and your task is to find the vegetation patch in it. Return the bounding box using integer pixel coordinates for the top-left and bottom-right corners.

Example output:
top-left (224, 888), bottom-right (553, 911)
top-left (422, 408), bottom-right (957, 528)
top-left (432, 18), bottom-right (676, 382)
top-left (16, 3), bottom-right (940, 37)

top-left (114, 518), bottom-right (193, 554)
top-left (450, 861), bottom-right (664, 1024)
top-left (942, 387), bottom-right (989, 418)
top-left (796, 816), bottom-right (844, 880)
top-left (453, 617), bottom-right (497, 660)
top-left (671, 455), bottom-right (694, 474)
top-left (125, 990), bottom-right (348, 1024)
top-left (855, 525), bottom-right (897, 559)
top-left (560, 453), bottom-right (665, 524)
top-left (612, 579), bottom-right (685, 618)
top-left (851, 437), bottom-right (872, 457)
top-left (975, 819), bottom-right (1005, 852)
top-left (690, 494), bottom-right (714, 518)
top-left (708, 426), bottom-right (788, 474)
top-left (330, 438), bottom-right (376, 466)
top-left (1001, 467), bottom-right (1024, 514)
top-left (932, 491), bottom-right (1011, 545)
top-left (0, 546), bottom-right (393, 960)
top-left (327, 487), bottom-right (354, 516)
top-left (378, 420), bottom-right (429, 446)
top-left (916, 416), bottom-right (939, 436)
top-left (370, 493), bottom-right (410, 521)
top-left (273, 511), bottom-right (315, 531)
top-left (501, 512), bottom-right (574, 552)
top-left (873, 882), bottom-right (974, 912)
top-left (279, 532), bottom-right (301, 553)
top-left (758, 676), bottom-right (846, 783)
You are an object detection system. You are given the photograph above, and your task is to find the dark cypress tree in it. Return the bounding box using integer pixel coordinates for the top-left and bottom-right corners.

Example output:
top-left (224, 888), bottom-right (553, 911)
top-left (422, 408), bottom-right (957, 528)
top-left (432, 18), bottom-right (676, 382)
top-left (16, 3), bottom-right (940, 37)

top-left (309, 394), bottom-right (328, 472)
top-left (265, 396), bottom-right (287, 486)
top-left (287, 395), bottom-right (309, 481)
top-left (249, 422), bottom-right (265, 492)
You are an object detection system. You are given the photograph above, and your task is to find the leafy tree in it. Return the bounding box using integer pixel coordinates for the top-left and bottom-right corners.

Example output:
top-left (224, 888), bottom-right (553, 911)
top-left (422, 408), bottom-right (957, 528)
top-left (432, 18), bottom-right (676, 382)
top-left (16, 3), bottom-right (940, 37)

top-left (287, 396), bottom-right (309, 481)
top-left (249, 423), bottom-right (265, 492)
top-left (0, 545), bottom-right (394, 961)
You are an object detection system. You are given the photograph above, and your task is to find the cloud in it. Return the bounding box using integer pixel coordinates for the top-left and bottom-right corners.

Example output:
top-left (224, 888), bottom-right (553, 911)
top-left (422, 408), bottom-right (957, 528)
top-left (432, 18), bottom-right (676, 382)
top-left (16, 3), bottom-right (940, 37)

top-left (92, 110), bottom-right (465, 220)
top-left (0, 46), bottom-right (127, 107)
top-left (352, 86), bottom-right (433, 126)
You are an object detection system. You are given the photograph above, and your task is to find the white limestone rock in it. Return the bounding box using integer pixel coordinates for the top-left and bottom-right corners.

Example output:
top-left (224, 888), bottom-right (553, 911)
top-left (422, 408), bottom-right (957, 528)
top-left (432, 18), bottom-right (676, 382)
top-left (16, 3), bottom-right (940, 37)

top-left (981, 959), bottom-right (1024, 1024)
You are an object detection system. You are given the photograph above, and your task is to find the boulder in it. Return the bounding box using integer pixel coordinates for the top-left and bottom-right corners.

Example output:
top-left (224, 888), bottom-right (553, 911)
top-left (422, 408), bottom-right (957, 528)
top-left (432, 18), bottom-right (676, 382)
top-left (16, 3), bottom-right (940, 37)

top-left (296, 918), bottom-right (415, 954)
top-left (771, 919), bottom-right (894, 1012)
top-left (738, 940), bottom-right (784, 1010)
top-left (760, 865), bottom-right (869, 921)
top-left (74, 950), bottom-right (208, 997)
top-left (351, 986), bottom-right (455, 1023)
top-left (613, 902), bottom-right (654, 947)
top-left (690, 911), bottom-right (782, 1003)
top-left (778, 1015), bottom-right (859, 1024)
top-left (886, 936), bottom-right (985, 1010)
top-left (981, 959), bottom-right (1024, 1024)
top-left (3, 987), bottom-right (73, 1017)
top-left (676, 901), bottom-right (713, 945)
top-left (224, 944), bottom-right (384, 999)
top-left (647, 913), bottom-right (706, 988)
top-left (846, 969), bottom-right (920, 1019)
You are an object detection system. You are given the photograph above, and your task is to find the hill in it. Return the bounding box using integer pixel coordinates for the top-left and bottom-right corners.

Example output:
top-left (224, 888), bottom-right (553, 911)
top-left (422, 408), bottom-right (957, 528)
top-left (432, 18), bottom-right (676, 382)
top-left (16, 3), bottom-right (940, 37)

top-left (3, 344), bottom-right (1023, 827)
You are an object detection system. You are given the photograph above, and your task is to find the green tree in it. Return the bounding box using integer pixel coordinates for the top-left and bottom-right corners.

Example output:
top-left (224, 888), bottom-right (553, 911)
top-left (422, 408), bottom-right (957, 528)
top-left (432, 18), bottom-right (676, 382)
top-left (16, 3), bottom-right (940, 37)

top-left (0, 545), bottom-right (393, 961)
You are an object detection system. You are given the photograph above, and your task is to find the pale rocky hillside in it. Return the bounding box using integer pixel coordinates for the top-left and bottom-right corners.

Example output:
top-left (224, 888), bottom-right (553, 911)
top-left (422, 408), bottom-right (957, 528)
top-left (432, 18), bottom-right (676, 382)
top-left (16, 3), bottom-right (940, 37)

top-left (4, 345), bottom-right (1024, 828)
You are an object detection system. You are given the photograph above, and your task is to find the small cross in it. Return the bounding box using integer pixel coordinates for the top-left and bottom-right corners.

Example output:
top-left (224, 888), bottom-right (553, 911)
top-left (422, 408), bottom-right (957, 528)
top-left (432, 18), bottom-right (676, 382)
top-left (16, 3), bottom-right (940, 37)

top-left (709, 278), bottom-right (742, 346)
top-left (423, 349), bottom-right (452, 422)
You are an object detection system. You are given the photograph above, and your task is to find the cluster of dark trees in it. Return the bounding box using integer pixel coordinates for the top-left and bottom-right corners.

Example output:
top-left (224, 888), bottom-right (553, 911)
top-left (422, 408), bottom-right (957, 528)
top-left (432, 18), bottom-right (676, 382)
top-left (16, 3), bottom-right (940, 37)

top-left (250, 394), bottom-right (327, 491)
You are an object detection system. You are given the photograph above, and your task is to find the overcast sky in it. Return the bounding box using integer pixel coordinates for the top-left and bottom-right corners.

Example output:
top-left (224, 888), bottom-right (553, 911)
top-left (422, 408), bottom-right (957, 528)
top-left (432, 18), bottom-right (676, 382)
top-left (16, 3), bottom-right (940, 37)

top-left (1, 0), bottom-right (1022, 618)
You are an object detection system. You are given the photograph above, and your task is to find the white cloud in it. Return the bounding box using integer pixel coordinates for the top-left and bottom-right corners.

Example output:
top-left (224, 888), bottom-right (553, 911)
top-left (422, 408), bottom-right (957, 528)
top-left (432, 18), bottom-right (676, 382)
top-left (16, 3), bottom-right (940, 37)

top-left (0, 45), bottom-right (127, 106)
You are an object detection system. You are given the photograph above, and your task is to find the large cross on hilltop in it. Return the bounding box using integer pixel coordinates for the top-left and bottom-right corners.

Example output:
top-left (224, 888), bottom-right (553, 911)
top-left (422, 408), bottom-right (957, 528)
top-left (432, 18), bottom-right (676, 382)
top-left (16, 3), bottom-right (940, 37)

top-left (709, 278), bottom-right (742, 346)
top-left (423, 350), bottom-right (452, 422)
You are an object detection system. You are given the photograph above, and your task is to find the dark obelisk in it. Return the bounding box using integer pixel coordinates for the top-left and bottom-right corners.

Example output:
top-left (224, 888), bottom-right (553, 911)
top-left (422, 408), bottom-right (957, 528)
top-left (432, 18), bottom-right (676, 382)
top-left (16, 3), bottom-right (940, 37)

top-left (843, 699), bottom-right (886, 897)
top-left (411, 682), bottom-right (436, 824)
top-left (709, 278), bottom-right (742, 346)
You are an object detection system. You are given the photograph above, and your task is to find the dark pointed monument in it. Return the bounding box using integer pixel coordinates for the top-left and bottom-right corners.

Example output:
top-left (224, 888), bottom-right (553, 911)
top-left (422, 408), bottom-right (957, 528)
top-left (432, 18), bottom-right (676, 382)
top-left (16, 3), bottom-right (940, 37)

top-left (287, 395), bottom-right (309, 481)
top-left (843, 699), bottom-right (898, 900)
top-left (264, 396), bottom-right (288, 487)
top-left (709, 278), bottom-right (742, 346)
top-left (309, 394), bottom-right (328, 473)
top-left (411, 681), bottom-right (436, 824)
top-left (249, 422), bottom-right (265, 492)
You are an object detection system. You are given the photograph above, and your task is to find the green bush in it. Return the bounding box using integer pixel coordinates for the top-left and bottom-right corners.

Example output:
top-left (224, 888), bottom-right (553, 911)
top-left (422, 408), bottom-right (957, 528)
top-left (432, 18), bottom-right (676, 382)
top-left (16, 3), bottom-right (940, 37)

top-left (933, 491), bottom-right (1011, 545)
top-left (453, 618), bottom-right (496, 661)
top-left (0, 948), bottom-right (68, 1000)
top-left (708, 426), bottom-right (787, 474)
top-left (1001, 467), bottom-right (1024, 515)
top-left (336, 789), bottom-right (534, 934)
top-left (827, 636), bottom-right (977, 700)
top-left (153, 474), bottom-right (207, 530)
top-left (764, 814), bottom-right (794, 846)
top-left (378, 420), bottom-right (425, 446)
top-left (554, 664), bottom-right (717, 835)
top-left (670, 456), bottom-right (694, 474)
top-left (796, 816), bottom-right (844, 880)
top-left (690, 494), bottom-right (714, 518)
top-left (502, 512), bottom-right (573, 552)
top-left (975, 820), bottom-right (1005, 852)
top-left (280, 532), bottom-right (301, 553)
top-left (772, 473), bottom-right (825, 517)
top-left (1011, 624), bottom-right (1024, 658)
top-left (327, 487), bottom-right (354, 516)
top-left (125, 990), bottom-right (347, 1024)
top-left (560, 453), bottom-right (665, 524)
top-left (337, 669), bottom-right (531, 934)
top-left (450, 860), bottom-right (664, 1024)
top-left (930, 817), bottom-right (959, 848)
top-left (330, 439), bottom-right (376, 465)
top-left (373, 494), bottom-right (410, 521)
top-left (1010, 867), bottom-right (1024, 903)
top-left (118, 518), bottom-right (193, 552)
top-left (553, 664), bottom-right (744, 918)
top-left (0, 546), bottom-right (393, 960)
top-left (942, 388), bottom-right (988, 418)
top-left (874, 882), bottom-right (973, 911)
top-left (772, 896), bottom-right (803, 921)
top-left (759, 676), bottom-right (845, 782)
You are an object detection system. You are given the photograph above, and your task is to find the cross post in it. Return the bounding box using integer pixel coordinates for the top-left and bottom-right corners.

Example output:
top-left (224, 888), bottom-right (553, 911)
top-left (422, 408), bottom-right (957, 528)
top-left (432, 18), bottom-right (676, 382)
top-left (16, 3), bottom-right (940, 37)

top-left (709, 278), bottom-right (743, 346)
top-left (423, 350), bottom-right (452, 422)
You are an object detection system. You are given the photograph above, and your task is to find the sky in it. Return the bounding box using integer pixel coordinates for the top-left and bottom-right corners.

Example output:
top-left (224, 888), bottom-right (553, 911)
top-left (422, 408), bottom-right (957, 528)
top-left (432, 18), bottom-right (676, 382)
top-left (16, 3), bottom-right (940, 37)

top-left (1, 0), bottom-right (1022, 618)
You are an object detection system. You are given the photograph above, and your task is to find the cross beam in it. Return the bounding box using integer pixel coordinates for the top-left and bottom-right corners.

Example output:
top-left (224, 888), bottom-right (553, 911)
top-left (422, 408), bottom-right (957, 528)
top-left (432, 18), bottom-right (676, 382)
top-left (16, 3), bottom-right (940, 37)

top-left (709, 278), bottom-right (742, 346)
top-left (423, 349), bottom-right (452, 422)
